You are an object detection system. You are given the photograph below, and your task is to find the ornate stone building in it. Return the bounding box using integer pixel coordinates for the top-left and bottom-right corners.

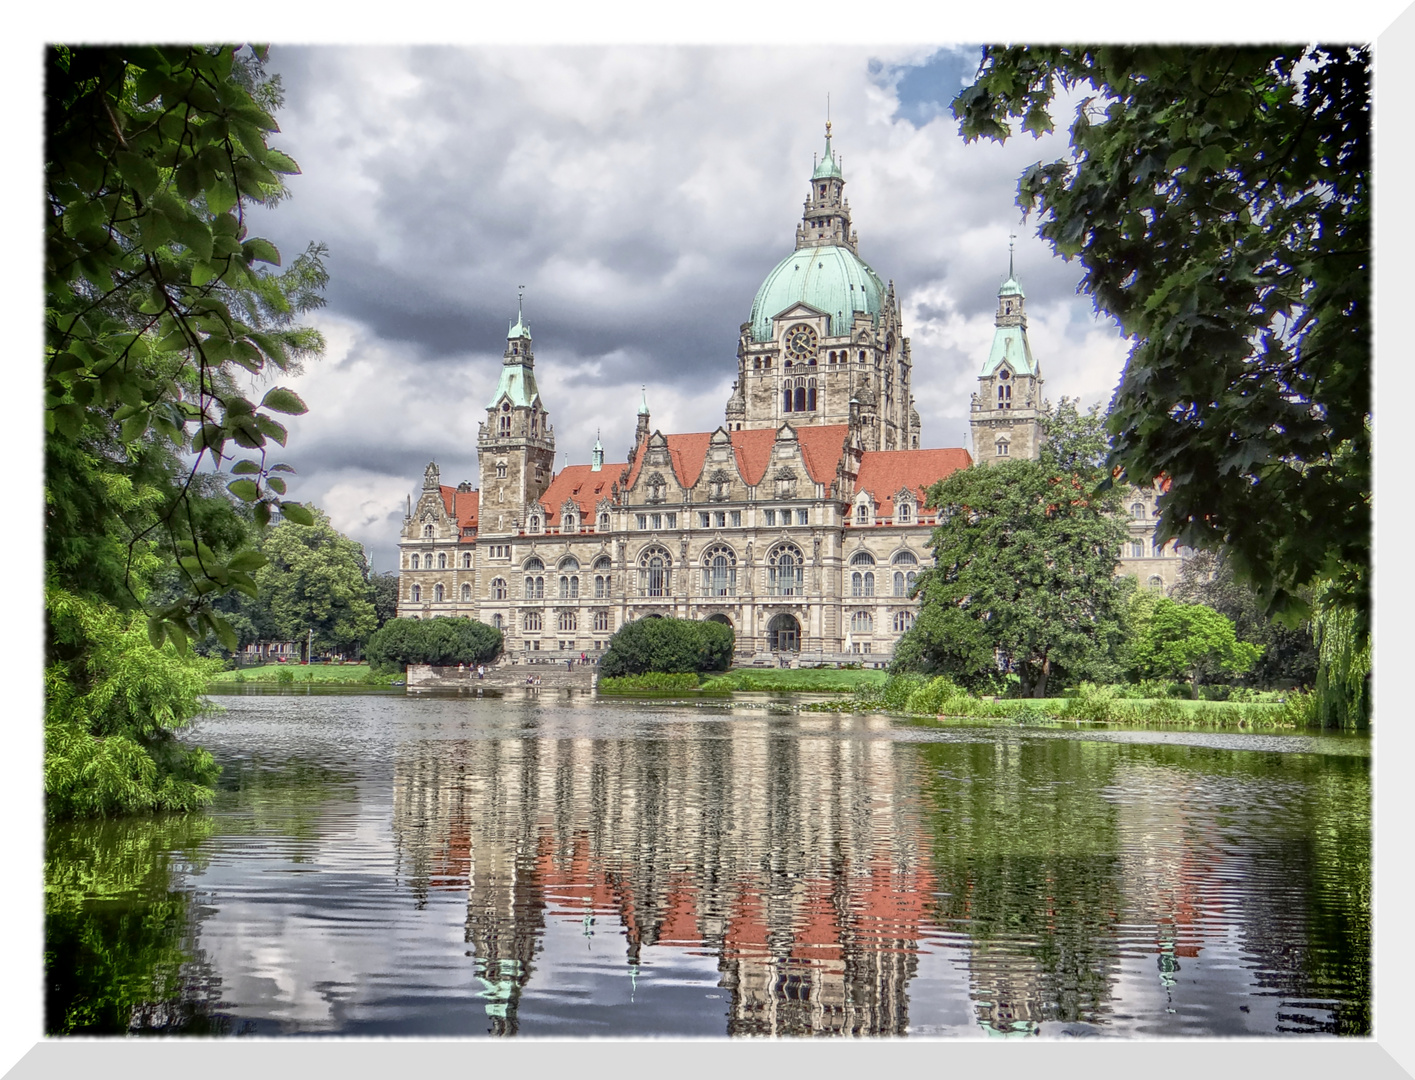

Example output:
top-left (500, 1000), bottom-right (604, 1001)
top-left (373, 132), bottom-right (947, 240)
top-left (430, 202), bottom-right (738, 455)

top-left (395, 125), bottom-right (1082, 660)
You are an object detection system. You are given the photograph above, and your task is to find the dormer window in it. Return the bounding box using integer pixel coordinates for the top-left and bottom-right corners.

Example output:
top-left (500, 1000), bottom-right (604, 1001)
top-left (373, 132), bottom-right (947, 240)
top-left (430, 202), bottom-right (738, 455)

top-left (529, 515), bottom-right (541, 533)
top-left (898, 502), bottom-right (912, 523)
top-left (423, 524), bottom-right (434, 538)
top-left (856, 503), bottom-right (869, 525)
top-left (564, 514), bottom-right (577, 533)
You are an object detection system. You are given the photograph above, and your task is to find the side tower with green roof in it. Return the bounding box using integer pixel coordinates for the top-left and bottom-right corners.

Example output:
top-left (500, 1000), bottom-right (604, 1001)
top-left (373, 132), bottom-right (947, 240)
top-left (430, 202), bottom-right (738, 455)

top-left (476, 303), bottom-right (557, 535)
top-left (970, 251), bottom-right (1044, 466)
top-left (727, 122), bottom-right (914, 451)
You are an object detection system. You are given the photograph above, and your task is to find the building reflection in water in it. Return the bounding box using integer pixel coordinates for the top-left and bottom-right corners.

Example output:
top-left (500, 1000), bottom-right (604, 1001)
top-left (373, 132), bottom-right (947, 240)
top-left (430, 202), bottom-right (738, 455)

top-left (391, 715), bottom-right (938, 1036)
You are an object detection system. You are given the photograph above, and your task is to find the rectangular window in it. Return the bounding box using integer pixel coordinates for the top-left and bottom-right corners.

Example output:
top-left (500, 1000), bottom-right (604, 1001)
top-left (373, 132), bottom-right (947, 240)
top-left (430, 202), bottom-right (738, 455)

top-left (780, 507), bottom-right (792, 523)
top-left (652, 513), bottom-right (663, 530)
top-left (700, 512), bottom-right (711, 528)
top-left (636, 514), bottom-right (648, 530)
top-left (715, 512), bottom-right (726, 528)
top-left (764, 509), bottom-right (776, 526)
top-left (731, 511), bottom-right (742, 527)
top-left (796, 509), bottom-right (809, 525)
top-left (666, 513), bottom-right (676, 529)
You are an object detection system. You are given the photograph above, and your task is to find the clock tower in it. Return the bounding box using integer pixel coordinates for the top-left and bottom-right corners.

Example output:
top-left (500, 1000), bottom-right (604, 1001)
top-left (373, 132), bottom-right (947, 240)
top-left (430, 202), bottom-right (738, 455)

top-left (476, 305), bottom-right (556, 535)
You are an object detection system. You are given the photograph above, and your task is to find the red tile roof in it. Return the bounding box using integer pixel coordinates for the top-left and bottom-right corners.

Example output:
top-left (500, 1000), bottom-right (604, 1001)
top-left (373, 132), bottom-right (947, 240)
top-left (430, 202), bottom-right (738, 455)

top-left (536, 465), bottom-right (625, 526)
top-left (623, 424), bottom-right (853, 492)
top-left (853, 448), bottom-right (972, 517)
top-left (439, 486), bottom-right (480, 537)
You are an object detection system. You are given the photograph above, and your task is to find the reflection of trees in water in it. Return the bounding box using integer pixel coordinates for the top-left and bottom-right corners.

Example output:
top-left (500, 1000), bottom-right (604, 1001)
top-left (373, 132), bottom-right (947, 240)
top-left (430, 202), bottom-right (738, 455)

top-left (916, 737), bottom-right (1125, 1034)
top-left (45, 814), bottom-right (228, 1035)
top-left (46, 754), bottom-right (359, 1036)
top-left (1108, 746), bottom-right (1372, 1035)
top-left (391, 717), bottom-right (934, 1036)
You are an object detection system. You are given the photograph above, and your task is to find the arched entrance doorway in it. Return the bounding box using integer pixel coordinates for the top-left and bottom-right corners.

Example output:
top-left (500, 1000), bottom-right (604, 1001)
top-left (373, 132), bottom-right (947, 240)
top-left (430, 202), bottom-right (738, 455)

top-left (767, 613), bottom-right (800, 652)
top-left (705, 613), bottom-right (733, 630)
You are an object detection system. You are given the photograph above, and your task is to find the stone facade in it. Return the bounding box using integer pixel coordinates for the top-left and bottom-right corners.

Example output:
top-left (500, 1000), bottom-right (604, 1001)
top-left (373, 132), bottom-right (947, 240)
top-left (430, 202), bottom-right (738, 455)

top-left (395, 125), bottom-right (1174, 658)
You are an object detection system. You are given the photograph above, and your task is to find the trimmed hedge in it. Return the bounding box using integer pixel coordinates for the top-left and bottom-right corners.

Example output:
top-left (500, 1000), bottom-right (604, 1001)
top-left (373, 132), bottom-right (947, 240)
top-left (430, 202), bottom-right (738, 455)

top-left (598, 617), bottom-right (734, 678)
top-left (598, 672), bottom-right (702, 693)
top-left (364, 617), bottom-right (503, 672)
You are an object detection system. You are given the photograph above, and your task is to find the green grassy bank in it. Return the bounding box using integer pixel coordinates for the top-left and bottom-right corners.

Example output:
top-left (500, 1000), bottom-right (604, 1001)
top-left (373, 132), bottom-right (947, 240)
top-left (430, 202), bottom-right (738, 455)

top-left (597, 668), bottom-right (887, 695)
top-left (208, 663), bottom-right (398, 688)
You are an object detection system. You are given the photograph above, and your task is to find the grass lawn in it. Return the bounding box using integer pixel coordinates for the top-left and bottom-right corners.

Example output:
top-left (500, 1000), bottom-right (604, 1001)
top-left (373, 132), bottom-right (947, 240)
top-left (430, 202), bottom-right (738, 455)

top-left (208, 662), bottom-right (391, 685)
top-left (698, 668), bottom-right (888, 693)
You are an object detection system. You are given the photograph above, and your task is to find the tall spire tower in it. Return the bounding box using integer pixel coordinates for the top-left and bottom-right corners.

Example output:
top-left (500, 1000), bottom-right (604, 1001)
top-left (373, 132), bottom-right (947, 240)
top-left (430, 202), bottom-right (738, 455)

top-left (970, 241), bottom-right (1044, 465)
top-left (476, 299), bottom-right (557, 534)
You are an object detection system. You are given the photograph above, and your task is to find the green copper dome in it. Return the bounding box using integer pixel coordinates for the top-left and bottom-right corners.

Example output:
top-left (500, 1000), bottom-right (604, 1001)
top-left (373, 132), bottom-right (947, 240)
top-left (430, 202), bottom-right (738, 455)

top-left (749, 243), bottom-right (884, 343)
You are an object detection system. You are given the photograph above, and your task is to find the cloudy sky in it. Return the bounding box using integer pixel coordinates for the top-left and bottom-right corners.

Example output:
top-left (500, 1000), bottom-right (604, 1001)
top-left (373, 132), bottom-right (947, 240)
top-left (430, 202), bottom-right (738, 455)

top-left (236, 45), bottom-right (1132, 571)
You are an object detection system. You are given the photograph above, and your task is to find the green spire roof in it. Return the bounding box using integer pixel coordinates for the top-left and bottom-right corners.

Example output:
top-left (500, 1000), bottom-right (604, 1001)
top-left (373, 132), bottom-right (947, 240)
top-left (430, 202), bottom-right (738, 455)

top-left (812, 123), bottom-right (843, 180)
top-left (638, 386), bottom-right (649, 416)
top-left (488, 363), bottom-right (541, 409)
top-left (981, 325), bottom-right (1035, 375)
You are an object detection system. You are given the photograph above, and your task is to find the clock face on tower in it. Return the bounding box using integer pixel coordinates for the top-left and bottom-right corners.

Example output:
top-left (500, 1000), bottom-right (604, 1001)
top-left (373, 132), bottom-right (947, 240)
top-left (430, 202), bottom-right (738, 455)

top-left (786, 324), bottom-right (818, 358)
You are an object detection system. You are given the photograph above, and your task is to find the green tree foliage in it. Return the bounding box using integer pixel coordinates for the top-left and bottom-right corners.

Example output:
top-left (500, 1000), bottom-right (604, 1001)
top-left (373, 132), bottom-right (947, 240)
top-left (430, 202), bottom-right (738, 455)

top-left (364, 617), bottom-right (504, 673)
top-left (1038, 395), bottom-right (1111, 472)
top-left (1171, 549), bottom-right (1317, 689)
top-left (1129, 598), bottom-right (1262, 698)
top-left (46, 44), bottom-right (327, 651)
top-left (952, 45), bottom-right (1369, 724)
top-left (45, 588), bottom-right (223, 820)
top-left (369, 571), bottom-right (401, 628)
top-left (898, 453), bottom-right (1130, 698)
top-left (598, 617), bottom-right (734, 678)
top-left (254, 507), bottom-right (378, 657)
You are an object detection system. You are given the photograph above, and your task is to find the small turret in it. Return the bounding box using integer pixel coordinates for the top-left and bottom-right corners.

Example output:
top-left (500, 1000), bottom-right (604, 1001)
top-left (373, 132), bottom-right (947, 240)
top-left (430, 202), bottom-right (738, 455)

top-left (591, 430), bottom-right (605, 472)
top-left (634, 386), bottom-right (651, 450)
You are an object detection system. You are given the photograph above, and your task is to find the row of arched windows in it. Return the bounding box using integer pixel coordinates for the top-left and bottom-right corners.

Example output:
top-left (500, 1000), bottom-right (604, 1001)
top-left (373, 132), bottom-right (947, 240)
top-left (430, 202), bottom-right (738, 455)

top-left (782, 377), bottom-right (817, 413)
top-left (408, 551), bottom-right (474, 570)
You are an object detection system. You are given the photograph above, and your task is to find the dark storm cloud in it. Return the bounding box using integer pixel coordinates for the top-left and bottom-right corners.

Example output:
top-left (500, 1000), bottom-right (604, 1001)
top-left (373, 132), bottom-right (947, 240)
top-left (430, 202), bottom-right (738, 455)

top-left (241, 45), bottom-right (1127, 568)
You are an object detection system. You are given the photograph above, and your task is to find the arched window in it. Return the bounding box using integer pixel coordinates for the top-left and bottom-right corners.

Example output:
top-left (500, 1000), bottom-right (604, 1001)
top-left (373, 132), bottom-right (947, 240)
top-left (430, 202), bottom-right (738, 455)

top-left (768, 544), bottom-right (803, 597)
top-left (1131, 502), bottom-right (1146, 519)
top-left (1148, 575), bottom-right (1164, 591)
top-left (856, 503), bottom-right (869, 525)
top-left (858, 350), bottom-right (866, 364)
top-left (498, 408), bottom-right (511, 437)
top-left (638, 547), bottom-right (671, 597)
top-left (783, 383), bottom-right (793, 413)
top-left (893, 571), bottom-right (907, 597)
top-left (594, 611), bottom-right (611, 633)
top-left (892, 551), bottom-right (918, 566)
top-left (851, 571), bottom-right (875, 597)
top-left (593, 555), bottom-right (612, 572)
top-left (595, 575), bottom-right (607, 598)
top-left (998, 381), bottom-right (1012, 408)
top-left (462, 552), bottom-right (472, 569)
top-left (490, 578), bottom-right (507, 600)
top-left (807, 378), bottom-right (816, 411)
top-left (423, 524), bottom-right (434, 538)
top-left (524, 575), bottom-right (543, 599)
top-left (558, 612), bottom-right (577, 633)
top-left (434, 583), bottom-right (444, 602)
top-left (849, 552), bottom-right (876, 567)
top-left (411, 554), bottom-right (420, 570)
top-left (438, 552), bottom-right (447, 569)
top-left (898, 502), bottom-right (911, 523)
top-left (523, 557), bottom-right (544, 572)
top-left (599, 512), bottom-right (610, 531)
top-left (411, 584), bottom-right (421, 602)
top-left (702, 544), bottom-right (737, 597)
top-left (529, 515), bottom-right (541, 533)
top-left (851, 611), bottom-right (873, 633)
top-left (559, 556), bottom-right (580, 572)
top-left (524, 611), bottom-right (542, 632)
top-left (564, 513), bottom-right (577, 533)
top-left (794, 381), bottom-right (806, 412)
top-left (893, 611), bottom-right (915, 633)
top-left (492, 614), bottom-right (503, 630)
top-left (559, 575), bottom-right (579, 599)
top-left (461, 583), bottom-right (471, 601)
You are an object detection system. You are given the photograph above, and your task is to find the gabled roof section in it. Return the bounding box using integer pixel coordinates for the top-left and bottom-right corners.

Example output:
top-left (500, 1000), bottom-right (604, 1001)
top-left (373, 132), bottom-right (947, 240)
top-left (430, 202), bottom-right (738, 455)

top-left (853, 448), bottom-right (972, 517)
top-left (621, 424), bottom-right (851, 492)
top-left (536, 464), bottom-right (625, 526)
top-left (439, 486), bottom-right (480, 536)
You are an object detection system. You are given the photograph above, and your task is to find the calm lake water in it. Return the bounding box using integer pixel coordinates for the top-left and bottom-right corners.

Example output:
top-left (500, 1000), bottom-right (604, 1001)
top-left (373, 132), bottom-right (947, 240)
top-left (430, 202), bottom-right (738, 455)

top-left (45, 690), bottom-right (1371, 1038)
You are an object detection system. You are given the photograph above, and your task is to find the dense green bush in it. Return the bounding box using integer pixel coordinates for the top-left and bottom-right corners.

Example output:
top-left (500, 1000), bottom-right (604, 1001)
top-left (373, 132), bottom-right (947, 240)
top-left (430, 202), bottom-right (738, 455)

top-left (905, 676), bottom-right (969, 716)
top-left (598, 617), bottom-right (733, 678)
top-left (364, 617), bottom-right (503, 673)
